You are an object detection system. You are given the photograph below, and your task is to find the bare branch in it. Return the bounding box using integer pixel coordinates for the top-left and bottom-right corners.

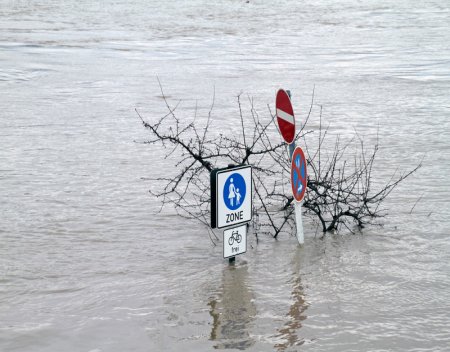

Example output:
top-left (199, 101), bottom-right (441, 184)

top-left (139, 85), bottom-right (421, 239)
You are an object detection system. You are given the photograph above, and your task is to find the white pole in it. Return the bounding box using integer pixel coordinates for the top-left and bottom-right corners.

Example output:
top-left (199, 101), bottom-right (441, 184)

top-left (294, 201), bottom-right (304, 245)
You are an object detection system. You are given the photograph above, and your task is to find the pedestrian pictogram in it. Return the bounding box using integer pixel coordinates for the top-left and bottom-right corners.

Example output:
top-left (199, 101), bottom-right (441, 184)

top-left (276, 89), bottom-right (296, 144)
top-left (223, 173), bottom-right (246, 210)
top-left (291, 146), bottom-right (307, 202)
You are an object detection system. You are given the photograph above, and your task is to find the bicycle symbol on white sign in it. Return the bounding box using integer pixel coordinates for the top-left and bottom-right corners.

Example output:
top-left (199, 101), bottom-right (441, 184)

top-left (228, 230), bottom-right (242, 246)
top-left (223, 224), bottom-right (247, 259)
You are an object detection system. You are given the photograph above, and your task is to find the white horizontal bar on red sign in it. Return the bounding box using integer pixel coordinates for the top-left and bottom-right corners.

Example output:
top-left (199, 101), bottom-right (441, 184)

top-left (276, 108), bottom-right (294, 125)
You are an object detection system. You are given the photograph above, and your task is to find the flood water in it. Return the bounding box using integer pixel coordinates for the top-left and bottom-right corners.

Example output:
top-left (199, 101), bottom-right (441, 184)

top-left (1, 0), bottom-right (450, 351)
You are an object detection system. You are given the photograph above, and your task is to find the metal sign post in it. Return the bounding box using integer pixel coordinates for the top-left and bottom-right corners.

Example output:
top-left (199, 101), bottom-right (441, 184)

top-left (211, 165), bottom-right (253, 261)
top-left (276, 89), bottom-right (306, 245)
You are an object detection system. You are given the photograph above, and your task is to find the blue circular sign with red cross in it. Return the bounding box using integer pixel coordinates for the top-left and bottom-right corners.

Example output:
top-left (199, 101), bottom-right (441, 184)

top-left (291, 147), bottom-right (307, 202)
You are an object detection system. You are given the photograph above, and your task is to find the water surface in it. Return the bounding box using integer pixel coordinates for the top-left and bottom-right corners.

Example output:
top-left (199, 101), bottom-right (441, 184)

top-left (1, 0), bottom-right (450, 351)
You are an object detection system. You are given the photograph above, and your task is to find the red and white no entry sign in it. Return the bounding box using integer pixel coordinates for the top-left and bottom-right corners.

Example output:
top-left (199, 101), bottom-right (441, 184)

top-left (276, 89), bottom-right (296, 144)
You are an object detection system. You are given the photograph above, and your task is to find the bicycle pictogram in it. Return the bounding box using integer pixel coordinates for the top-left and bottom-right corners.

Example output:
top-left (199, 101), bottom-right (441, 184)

top-left (228, 230), bottom-right (242, 246)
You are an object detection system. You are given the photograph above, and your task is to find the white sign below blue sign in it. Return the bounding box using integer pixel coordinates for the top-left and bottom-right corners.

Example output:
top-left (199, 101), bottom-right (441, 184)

top-left (223, 224), bottom-right (247, 258)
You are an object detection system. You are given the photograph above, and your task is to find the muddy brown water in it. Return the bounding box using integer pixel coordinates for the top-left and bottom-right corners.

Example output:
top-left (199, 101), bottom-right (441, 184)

top-left (1, 1), bottom-right (450, 351)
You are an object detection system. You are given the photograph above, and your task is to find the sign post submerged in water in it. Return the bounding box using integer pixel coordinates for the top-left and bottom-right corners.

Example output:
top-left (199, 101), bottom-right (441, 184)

top-left (211, 165), bottom-right (252, 260)
top-left (276, 89), bottom-right (306, 245)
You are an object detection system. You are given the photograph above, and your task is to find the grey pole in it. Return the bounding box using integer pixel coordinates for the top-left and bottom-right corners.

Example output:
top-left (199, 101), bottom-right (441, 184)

top-left (228, 164), bottom-right (236, 264)
top-left (286, 90), bottom-right (304, 245)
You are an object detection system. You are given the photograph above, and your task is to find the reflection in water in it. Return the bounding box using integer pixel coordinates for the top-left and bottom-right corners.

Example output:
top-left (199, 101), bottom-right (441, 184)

top-left (208, 263), bottom-right (256, 350)
top-left (274, 251), bottom-right (308, 351)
